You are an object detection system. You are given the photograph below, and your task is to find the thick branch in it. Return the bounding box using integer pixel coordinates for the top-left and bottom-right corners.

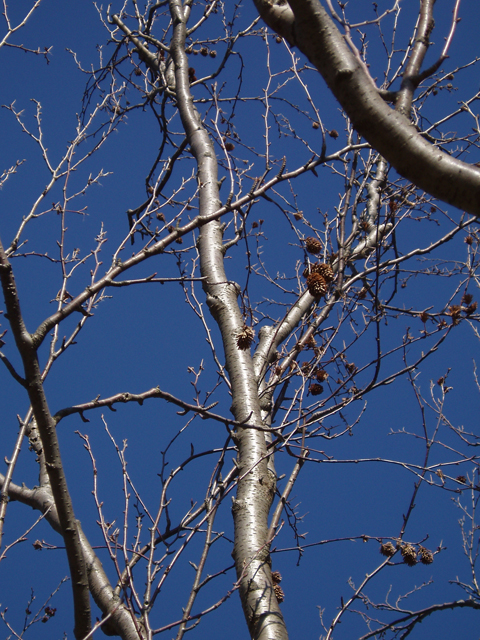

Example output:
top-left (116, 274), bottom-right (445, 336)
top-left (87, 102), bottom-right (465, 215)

top-left (395, 0), bottom-right (435, 117)
top-left (169, 1), bottom-right (286, 638)
top-left (0, 238), bottom-right (91, 640)
top-left (54, 386), bottom-right (225, 426)
top-left (0, 478), bottom-right (144, 640)
top-left (253, 0), bottom-right (480, 216)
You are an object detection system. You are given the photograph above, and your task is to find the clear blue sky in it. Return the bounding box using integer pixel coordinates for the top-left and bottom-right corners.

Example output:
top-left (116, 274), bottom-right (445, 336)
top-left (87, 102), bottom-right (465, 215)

top-left (1, 1), bottom-right (480, 639)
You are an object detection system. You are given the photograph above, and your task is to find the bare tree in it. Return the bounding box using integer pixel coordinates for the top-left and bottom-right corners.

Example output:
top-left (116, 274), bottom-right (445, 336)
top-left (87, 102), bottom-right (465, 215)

top-left (1, 1), bottom-right (480, 639)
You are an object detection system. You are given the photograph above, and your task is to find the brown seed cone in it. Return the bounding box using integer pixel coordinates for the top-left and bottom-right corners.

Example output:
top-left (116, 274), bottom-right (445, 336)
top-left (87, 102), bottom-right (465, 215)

top-left (418, 546), bottom-right (434, 565)
top-left (305, 236), bottom-right (322, 254)
top-left (447, 305), bottom-right (462, 325)
top-left (273, 584), bottom-right (285, 603)
top-left (309, 383), bottom-right (323, 396)
top-left (466, 301), bottom-right (478, 315)
top-left (401, 544), bottom-right (417, 566)
top-left (271, 571), bottom-right (282, 585)
top-left (312, 262), bottom-right (334, 283)
top-left (315, 369), bottom-right (328, 382)
top-left (379, 542), bottom-right (396, 558)
top-left (306, 273), bottom-right (328, 298)
top-left (236, 325), bottom-right (255, 350)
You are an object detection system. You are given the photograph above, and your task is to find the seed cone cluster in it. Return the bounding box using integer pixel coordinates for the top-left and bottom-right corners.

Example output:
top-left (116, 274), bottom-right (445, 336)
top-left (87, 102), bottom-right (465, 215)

top-left (379, 541), bottom-right (434, 566)
top-left (303, 262), bottom-right (334, 281)
top-left (272, 571), bottom-right (284, 603)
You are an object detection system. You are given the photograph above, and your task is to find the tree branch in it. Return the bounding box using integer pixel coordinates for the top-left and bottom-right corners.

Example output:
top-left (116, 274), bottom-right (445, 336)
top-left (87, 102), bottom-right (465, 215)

top-left (0, 239), bottom-right (91, 640)
top-left (169, 1), bottom-right (286, 637)
top-left (253, 0), bottom-right (480, 216)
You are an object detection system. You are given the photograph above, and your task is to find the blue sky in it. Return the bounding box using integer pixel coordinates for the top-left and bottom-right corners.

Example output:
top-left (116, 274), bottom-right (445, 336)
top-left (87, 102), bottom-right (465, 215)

top-left (1, 1), bottom-right (480, 639)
